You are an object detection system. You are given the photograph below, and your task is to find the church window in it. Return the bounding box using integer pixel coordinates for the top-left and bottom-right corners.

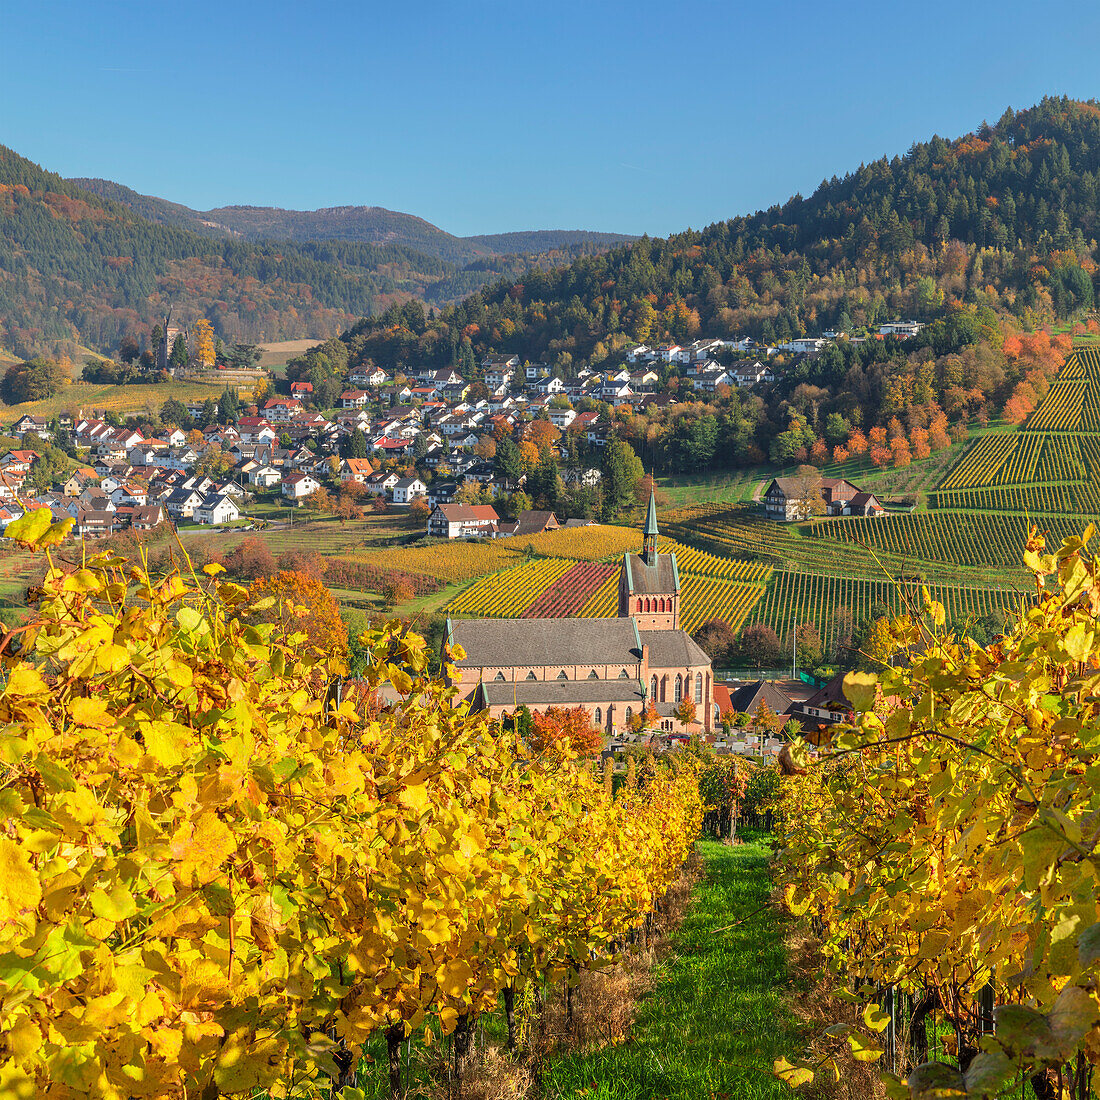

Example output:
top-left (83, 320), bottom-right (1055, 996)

top-left (557, 670), bottom-right (568, 680)
top-left (695, 672), bottom-right (703, 704)
top-left (594, 708), bottom-right (602, 725)
top-left (651, 675), bottom-right (659, 699)
top-left (526, 671), bottom-right (537, 680)
top-left (588, 669), bottom-right (599, 679)
top-left (674, 675), bottom-right (682, 703)
top-left (626, 706), bottom-right (633, 723)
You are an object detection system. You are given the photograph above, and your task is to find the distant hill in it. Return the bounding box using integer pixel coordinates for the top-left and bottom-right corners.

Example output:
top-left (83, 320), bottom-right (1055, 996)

top-left (70, 179), bottom-right (636, 263)
top-left (0, 151), bottom-right (632, 358)
top-left (343, 95), bottom-right (1100, 374)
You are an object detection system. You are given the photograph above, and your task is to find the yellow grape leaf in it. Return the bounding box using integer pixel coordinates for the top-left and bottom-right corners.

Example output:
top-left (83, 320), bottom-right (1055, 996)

top-left (842, 671), bottom-right (878, 712)
top-left (171, 812), bottom-right (236, 885)
top-left (143, 721), bottom-right (190, 767)
top-left (773, 1056), bottom-right (814, 1087)
top-left (6, 665), bottom-right (48, 697)
top-left (70, 696), bottom-right (111, 727)
top-left (399, 782), bottom-right (432, 817)
top-left (0, 837), bottom-right (41, 920)
top-left (863, 1003), bottom-right (891, 1033)
top-left (89, 884), bottom-right (137, 923)
top-left (848, 1030), bottom-right (884, 1062)
top-left (4, 507), bottom-right (52, 548)
top-left (436, 958), bottom-right (474, 998)
top-left (214, 1033), bottom-right (284, 1093)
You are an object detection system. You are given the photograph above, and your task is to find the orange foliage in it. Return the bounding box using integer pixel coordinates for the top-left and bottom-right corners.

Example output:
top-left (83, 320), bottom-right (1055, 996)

top-left (846, 430), bottom-right (868, 456)
top-left (245, 570), bottom-right (348, 659)
top-left (529, 706), bottom-right (604, 757)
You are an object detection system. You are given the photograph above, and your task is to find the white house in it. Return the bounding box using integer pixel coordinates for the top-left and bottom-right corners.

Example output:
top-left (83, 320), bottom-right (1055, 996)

top-left (248, 465), bottom-right (282, 489)
top-left (282, 472), bottom-right (321, 500)
top-left (391, 476), bottom-right (427, 504)
top-left (194, 494), bottom-right (240, 525)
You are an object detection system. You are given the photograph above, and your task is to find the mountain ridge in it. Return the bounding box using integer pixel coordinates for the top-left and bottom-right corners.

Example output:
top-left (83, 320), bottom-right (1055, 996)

top-left (68, 177), bottom-right (636, 263)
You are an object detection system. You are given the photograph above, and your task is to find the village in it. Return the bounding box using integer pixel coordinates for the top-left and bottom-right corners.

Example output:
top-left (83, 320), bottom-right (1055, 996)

top-left (0, 322), bottom-right (921, 539)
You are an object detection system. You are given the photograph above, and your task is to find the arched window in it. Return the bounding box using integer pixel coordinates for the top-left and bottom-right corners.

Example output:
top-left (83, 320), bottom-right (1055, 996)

top-left (660, 676), bottom-right (668, 702)
top-left (651, 675), bottom-right (659, 699)
top-left (674, 675), bottom-right (682, 703)
top-left (594, 707), bottom-right (602, 726)
top-left (557, 669), bottom-right (568, 680)
top-left (695, 672), bottom-right (703, 704)
top-left (526, 671), bottom-right (537, 680)
top-left (588, 669), bottom-right (599, 679)
top-left (626, 706), bottom-right (633, 723)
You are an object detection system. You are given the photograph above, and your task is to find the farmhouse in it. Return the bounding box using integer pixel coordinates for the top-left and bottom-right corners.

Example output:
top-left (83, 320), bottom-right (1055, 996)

top-left (446, 495), bottom-right (712, 738)
top-left (764, 476), bottom-right (885, 521)
top-left (427, 503), bottom-right (499, 539)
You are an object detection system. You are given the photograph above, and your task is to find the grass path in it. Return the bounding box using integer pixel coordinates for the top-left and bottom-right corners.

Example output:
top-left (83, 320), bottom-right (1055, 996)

top-left (540, 838), bottom-right (798, 1099)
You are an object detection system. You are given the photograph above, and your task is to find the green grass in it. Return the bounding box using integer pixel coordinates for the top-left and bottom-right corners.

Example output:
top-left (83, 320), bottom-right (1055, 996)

top-left (540, 838), bottom-right (798, 1100)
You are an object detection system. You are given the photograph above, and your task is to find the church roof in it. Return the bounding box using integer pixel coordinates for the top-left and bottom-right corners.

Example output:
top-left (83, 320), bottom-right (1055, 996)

top-left (623, 552), bottom-right (679, 595)
top-left (447, 616), bottom-right (642, 671)
top-left (475, 679), bottom-right (646, 708)
top-left (640, 630), bottom-right (711, 669)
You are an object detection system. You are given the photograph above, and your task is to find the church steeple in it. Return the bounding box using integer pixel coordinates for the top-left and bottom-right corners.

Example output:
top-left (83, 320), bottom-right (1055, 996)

top-left (642, 489), bottom-right (658, 565)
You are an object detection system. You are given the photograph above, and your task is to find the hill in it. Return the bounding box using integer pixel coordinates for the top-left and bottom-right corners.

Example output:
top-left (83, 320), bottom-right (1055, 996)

top-left (0, 152), bottom-right (631, 359)
top-left (342, 96), bottom-right (1100, 375)
top-left (70, 178), bottom-right (636, 262)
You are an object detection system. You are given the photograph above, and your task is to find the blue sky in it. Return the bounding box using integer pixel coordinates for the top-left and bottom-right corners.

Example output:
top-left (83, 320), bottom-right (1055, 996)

top-left (2, 0), bottom-right (1098, 237)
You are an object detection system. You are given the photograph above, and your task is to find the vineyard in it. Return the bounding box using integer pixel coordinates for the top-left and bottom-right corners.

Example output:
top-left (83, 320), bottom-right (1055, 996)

top-left (443, 549), bottom-right (770, 635)
top-left (746, 569), bottom-right (1027, 647)
top-left (805, 511), bottom-right (1099, 571)
top-left (775, 532), bottom-right (1100, 1096)
top-left (0, 524), bottom-right (705, 1099)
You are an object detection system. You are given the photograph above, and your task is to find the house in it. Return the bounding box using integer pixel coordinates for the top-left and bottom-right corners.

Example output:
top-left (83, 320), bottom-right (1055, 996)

top-left (428, 481), bottom-right (458, 507)
top-left (282, 472), bottom-right (321, 500)
top-left (499, 509), bottom-right (559, 538)
top-left (248, 465), bottom-right (282, 489)
top-left (779, 337), bottom-right (829, 355)
top-left (481, 355), bottom-right (519, 373)
top-left (74, 509), bottom-right (115, 538)
top-left (846, 491), bottom-right (885, 517)
top-left (548, 407), bottom-right (577, 429)
top-left (262, 398), bottom-right (303, 423)
top-left (364, 471), bottom-right (400, 496)
top-left (164, 488), bottom-right (205, 520)
top-left (427, 503), bottom-right (500, 539)
top-left (131, 504), bottom-right (164, 531)
top-left (194, 494), bottom-right (240, 525)
top-left (732, 361), bottom-right (772, 388)
top-left (0, 450), bottom-right (38, 475)
top-left (236, 417), bottom-right (277, 444)
top-left (290, 381), bottom-right (314, 398)
top-left (62, 468), bottom-right (98, 497)
top-left (625, 345), bottom-right (652, 363)
top-left (341, 458), bottom-right (376, 484)
top-left (12, 415), bottom-right (52, 441)
top-left (339, 389), bottom-right (369, 409)
top-left (391, 476), bottom-right (427, 504)
top-left (879, 321), bottom-right (925, 338)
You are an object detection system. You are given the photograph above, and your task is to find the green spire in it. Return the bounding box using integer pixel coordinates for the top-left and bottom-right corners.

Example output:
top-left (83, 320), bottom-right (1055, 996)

top-left (642, 489), bottom-right (658, 564)
top-left (644, 489), bottom-right (658, 537)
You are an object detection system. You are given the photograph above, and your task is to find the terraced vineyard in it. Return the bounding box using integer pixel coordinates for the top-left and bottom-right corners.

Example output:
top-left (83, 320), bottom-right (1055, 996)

top-left (445, 550), bottom-right (770, 635)
top-left (927, 348), bottom-right (1100, 520)
top-left (521, 561), bottom-right (617, 618)
top-left (747, 570), bottom-right (1029, 649)
top-left (807, 511), bottom-right (1099, 570)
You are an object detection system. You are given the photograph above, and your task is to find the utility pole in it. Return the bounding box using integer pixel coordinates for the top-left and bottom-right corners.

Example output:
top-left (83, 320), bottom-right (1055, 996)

top-left (791, 624), bottom-right (797, 682)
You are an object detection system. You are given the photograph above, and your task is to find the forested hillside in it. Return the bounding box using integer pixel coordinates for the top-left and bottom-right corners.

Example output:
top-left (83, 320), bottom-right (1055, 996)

top-left (343, 96), bottom-right (1100, 373)
top-left (72, 178), bottom-right (635, 261)
top-left (0, 151), bottom-right (629, 358)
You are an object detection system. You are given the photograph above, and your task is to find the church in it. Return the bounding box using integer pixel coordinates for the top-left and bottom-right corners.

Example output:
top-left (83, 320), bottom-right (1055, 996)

top-left (445, 494), bottom-right (714, 736)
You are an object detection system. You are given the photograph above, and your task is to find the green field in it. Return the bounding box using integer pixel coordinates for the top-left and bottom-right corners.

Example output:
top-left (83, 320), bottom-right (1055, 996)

top-left (0, 379), bottom-right (248, 422)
